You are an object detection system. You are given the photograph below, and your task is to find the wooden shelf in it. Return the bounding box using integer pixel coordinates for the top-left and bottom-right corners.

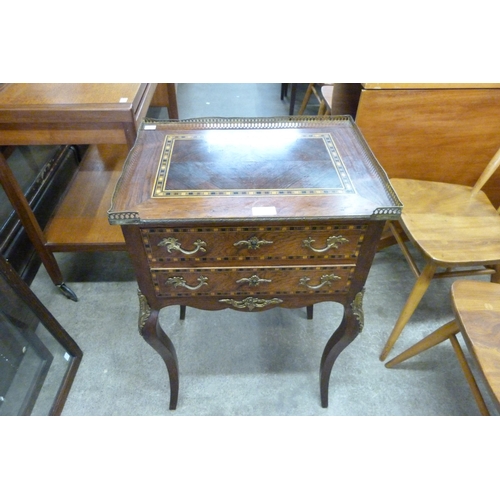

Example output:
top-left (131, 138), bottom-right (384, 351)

top-left (44, 144), bottom-right (128, 252)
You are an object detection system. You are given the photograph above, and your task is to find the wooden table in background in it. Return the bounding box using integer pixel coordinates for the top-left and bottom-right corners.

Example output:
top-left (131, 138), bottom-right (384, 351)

top-left (355, 83), bottom-right (500, 207)
top-left (0, 83), bottom-right (177, 300)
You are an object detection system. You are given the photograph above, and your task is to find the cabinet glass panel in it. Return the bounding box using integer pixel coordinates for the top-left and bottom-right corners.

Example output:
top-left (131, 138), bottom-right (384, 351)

top-left (0, 256), bottom-right (82, 415)
top-left (0, 146), bottom-right (61, 226)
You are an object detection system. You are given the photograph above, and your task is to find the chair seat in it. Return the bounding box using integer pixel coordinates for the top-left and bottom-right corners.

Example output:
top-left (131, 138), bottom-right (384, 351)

top-left (391, 178), bottom-right (500, 266)
top-left (452, 280), bottom-right (500, 410)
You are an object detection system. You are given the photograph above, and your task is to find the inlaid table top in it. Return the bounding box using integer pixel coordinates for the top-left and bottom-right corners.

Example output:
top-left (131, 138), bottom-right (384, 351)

top-left (109, 116), bottom-right (402, 224)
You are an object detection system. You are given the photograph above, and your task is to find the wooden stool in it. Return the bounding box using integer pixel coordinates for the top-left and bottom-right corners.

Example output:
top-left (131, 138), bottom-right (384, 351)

top-left (298, 83), bottom-right (330, 115)
top-left (386, 280), bottom-right (500, 416)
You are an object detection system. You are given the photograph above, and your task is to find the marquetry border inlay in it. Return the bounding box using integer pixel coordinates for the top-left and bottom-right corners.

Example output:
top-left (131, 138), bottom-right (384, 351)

top-left (151, 132), bottom-right (355, 198)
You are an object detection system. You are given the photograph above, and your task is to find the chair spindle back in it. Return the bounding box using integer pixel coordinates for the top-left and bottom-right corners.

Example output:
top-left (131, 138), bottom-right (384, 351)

top-left (471, 146), bottom-right (500, 198)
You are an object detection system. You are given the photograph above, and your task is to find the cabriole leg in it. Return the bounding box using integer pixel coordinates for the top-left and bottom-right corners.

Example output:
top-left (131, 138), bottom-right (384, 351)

top-left (320, 291), bottom-right (364, 408)
top-left (138, 291), bottom-right (179, 410)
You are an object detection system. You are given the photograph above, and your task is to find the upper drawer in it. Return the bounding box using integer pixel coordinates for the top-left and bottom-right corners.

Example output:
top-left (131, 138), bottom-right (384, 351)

top-left (141, 224), bottom-right (367, 268)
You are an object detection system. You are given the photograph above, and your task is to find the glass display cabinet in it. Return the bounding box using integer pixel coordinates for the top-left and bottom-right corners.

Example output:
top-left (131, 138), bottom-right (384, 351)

top-left (0, 254), bottom-right (82, 415)
top-left (0, 144), bottom-right (82, 284)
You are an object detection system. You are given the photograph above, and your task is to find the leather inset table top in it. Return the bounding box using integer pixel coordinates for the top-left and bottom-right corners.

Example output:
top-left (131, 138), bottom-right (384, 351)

top-left (109, 116), bottom-right (402, 224)
top-left (152, 131), bottom-right (354, 198)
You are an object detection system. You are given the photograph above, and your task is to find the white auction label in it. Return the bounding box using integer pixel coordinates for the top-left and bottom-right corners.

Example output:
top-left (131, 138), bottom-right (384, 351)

top-left (252, 206), bottom-right (277, 216)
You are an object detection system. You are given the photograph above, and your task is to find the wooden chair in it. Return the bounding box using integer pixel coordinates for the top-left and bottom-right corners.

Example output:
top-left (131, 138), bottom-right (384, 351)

top-left (385, 280), bottom-right (500, 416)
top-left (298, 83), bottom-right (331, 115)
top-left (320, 85), bottom-right (334, 115)
top-left (379, 146), bottom-right (500, 361)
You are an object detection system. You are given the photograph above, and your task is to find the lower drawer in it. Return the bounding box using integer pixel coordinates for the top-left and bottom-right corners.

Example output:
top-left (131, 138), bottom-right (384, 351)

top-left (151, 265), bottom-right (355, 297)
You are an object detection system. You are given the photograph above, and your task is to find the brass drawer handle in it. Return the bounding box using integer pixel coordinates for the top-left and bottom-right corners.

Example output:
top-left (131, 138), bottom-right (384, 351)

top-left (166, 276), bottom-right (208, 291)
top-left (302, 235), bottom-right (349, 253)
top-left (234, 236), bottom-right (273, 250)
top-left (158, 237), bottom-right (207, 255)
top-left (299, 274), bottom-right (341, 290)
top-left (236, 275), bottom-right (272, 287)
top-left (219, 297), bottom-right (283, 311)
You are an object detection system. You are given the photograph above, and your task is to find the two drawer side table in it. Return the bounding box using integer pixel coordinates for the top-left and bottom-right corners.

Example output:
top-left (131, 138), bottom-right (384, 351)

top-left (108, 116), bottom-right (402, 409)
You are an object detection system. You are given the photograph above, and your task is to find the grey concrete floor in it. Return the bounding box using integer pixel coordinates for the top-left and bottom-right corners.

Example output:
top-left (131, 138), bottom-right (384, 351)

top-left (29, 84), bottom-right (499, 416)
top-left (30, 245), bottom-right (498, 416)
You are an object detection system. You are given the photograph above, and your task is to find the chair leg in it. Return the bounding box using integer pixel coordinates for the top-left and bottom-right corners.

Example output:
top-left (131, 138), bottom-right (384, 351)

top-left (298, 84), bottom-right (314, 115)
top-left (289, 83), bottom-right (297, 115)
top-left (380, 261), bottom-right (437, 361)
top-left (449, 334), bottom-right (490, 415)
top-left (386, 319), bottom-right (490, 415)
top-left (490, 264), bottom-right (500, 283)
top-left (280, 83), bottom-right (288, 100)
top-left (388, 221), bottom-right (420, 278)
top-left (385, 320), bottom-right (459, 367)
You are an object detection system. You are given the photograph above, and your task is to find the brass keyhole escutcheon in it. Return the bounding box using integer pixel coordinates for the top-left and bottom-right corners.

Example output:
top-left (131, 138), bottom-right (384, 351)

top-left (236, 275), bottom-right (272, 287)
top-left (233, 236), bottom-right (273, 250)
